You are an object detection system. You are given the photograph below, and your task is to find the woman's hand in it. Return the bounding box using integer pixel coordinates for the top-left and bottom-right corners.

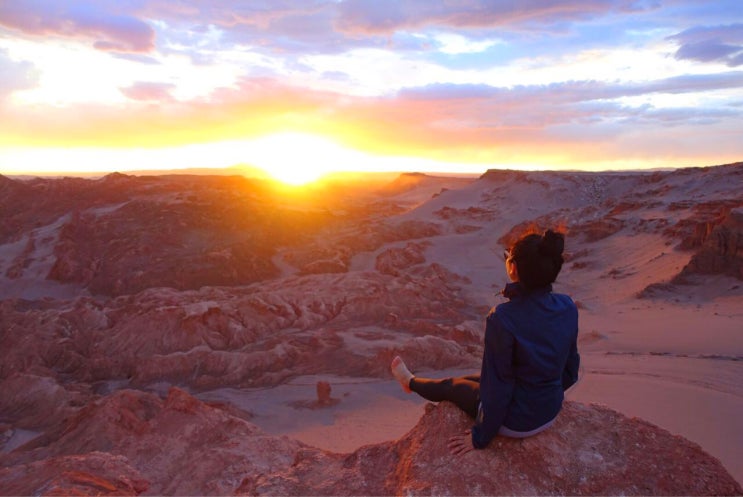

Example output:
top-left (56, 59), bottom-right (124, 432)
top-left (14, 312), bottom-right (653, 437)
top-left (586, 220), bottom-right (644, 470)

top-left (448, 429), bottom-right (474, 456)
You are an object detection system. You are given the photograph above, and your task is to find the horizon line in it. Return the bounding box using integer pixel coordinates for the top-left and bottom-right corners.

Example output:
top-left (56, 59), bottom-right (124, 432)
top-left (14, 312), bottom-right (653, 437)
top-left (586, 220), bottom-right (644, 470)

top-left (4, 160), bottom-right (742, 181)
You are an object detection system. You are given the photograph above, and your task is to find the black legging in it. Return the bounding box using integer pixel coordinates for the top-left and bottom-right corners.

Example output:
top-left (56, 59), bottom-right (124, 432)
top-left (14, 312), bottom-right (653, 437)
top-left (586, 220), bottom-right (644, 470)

top-left (409, 374), bottom-right (481, 418)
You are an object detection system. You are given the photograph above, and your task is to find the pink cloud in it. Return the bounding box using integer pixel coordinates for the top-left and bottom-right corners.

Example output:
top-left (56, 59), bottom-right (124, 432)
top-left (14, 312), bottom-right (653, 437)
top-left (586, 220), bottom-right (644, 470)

top-left (335, 0), bottom-right (644, 34)
top-left (119, 82), bottom-right (175, 102)
top-left (0, 0), bottom-right (155, 53)
top-left (2, 73), bottom-right (741, 169)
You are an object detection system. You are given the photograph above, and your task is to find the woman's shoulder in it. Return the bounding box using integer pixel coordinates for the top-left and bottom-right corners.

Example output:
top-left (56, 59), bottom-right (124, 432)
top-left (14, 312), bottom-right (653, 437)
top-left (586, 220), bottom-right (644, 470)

top-left (488, 291), bottom-right (577, 323)
top-left (550, 291), bottom-right (578, 310)
top-left (487, 301), bottom-right (518, 329)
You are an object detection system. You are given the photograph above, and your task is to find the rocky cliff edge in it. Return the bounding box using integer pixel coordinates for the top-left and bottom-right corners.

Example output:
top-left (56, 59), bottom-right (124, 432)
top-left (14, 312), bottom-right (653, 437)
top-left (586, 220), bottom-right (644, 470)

top-left (0, 387), bottom-right (740, 496)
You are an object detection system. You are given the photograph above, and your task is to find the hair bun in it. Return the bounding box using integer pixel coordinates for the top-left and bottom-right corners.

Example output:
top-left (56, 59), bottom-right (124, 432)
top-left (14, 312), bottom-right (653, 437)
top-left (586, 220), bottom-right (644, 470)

top-left (538, 230), bottom-right (564, 257)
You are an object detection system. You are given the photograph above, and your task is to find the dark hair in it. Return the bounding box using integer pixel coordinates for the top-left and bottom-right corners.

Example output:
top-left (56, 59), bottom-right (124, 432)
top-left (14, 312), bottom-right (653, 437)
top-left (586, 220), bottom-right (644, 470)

top-left (510, 229), bottom-right (565, 290)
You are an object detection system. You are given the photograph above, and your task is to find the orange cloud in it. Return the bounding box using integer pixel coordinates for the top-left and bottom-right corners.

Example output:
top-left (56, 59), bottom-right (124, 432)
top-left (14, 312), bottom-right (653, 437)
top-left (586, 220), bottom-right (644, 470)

top-left (2, 75), bottom-right (741, 172)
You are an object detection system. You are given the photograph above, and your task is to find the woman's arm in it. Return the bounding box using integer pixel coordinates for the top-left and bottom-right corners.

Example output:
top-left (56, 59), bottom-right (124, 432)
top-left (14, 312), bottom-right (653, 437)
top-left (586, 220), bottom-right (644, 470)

top-left (562, 332), bottom-right (580, 391)
top-left (471, 311), bottom-right (515, 449)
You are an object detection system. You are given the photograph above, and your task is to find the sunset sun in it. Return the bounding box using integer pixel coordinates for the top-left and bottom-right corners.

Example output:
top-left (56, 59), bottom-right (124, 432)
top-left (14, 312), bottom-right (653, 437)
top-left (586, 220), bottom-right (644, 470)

top-left (247, 132), bottom-right (354, 186)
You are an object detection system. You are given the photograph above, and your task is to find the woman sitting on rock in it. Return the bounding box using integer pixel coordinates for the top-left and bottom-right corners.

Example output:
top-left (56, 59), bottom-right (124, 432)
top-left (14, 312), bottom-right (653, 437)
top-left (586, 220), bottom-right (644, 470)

top-left (391, 229), bottom-right (580, 454)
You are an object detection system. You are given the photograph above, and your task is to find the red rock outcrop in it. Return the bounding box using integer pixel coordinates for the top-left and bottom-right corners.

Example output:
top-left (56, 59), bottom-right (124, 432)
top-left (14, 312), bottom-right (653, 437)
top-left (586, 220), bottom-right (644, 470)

top-left (377, 401), bottom-right (741, 496)
top-left (0, 174), bottom-right (136, 244)
top-left (570, 217), bottom-right (625, 242)
top-left (500, 209), bottom-right (624, 246)
top-left (377, 172), bottom-right (474, 199)
top-left (0, 388), bottom-right (304, 495)
top-left (374, 242), bottom-right (428, 276)
top-left (297, 257), bottom-right (349, 275)
top-left (44, 188), bottom-right (304, 295)
top-left (1, 389), bottom-right (739, 495)
top-left (665, 200), bottom-right (742, 249)
top-left (4, 173), bottom-right (417, 296)
top-left (678, 207), bottom-right (743, 280)
top-left (434, 206), bottom-right (496, 222)
top-left (315, 381), bottom-right (332, 405)
top-left (378, 220), bottom-right (442, 243)
top-left (0, 452), bottom-right (149, 496)
top-left (378, 171), bottom-right (429, 195)
top-left (0, 374), bottom-right (88, 431)
top-left (0, 262), bottom-right (475, 392)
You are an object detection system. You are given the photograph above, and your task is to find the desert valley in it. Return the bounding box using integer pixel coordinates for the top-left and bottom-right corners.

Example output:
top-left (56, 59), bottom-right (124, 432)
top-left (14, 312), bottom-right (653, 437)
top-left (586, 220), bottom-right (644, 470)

top-left (0, 163), bottom-right (742, 495)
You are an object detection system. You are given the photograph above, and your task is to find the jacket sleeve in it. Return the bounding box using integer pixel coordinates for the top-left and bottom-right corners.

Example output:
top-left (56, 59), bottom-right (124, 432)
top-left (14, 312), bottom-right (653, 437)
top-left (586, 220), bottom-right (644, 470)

top-left (561, 332), bottom-right (580, 391)
top-left (471, 311), bottom-right (515, 449)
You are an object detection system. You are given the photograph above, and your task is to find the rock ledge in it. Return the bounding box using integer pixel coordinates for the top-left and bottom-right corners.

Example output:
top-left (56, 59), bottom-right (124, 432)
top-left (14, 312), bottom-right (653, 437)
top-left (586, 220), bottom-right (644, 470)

top-left (1, 388), bottom-right (740, 496)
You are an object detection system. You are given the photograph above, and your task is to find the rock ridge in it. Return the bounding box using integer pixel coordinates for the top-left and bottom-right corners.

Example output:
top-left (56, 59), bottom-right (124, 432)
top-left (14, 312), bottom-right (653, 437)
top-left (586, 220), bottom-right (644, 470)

top-left (1, 388), bottom-right (739, 496)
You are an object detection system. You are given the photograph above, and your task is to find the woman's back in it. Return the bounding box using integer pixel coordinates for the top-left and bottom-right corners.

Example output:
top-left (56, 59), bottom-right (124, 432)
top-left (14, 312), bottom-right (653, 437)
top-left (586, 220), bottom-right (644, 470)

top-left (487, 283), bottom-right (579, 433)
top-left (392, 228), bottom-right (580, 453)
top-left (496, 284), bottom-right (578, 384)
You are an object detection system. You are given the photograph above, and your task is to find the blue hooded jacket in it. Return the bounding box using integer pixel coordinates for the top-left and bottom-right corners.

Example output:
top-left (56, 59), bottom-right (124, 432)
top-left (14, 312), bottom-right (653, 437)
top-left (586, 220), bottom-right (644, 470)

top-left (471, 282), bottom-right (579, 449)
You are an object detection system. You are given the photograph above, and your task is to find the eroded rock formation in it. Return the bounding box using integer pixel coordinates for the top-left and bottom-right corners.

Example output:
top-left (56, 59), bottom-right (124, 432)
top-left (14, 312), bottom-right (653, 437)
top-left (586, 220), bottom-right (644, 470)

top-left (0, 262), bottom-right (476, 393)
top-left (679, 208), bottom-right (743, 280)
top-left (375, 242), bottom-right (428, 276)
top-left (3, 165), bottom-right (743, 495)
top-left (1, 389), bottom-right (739, 496)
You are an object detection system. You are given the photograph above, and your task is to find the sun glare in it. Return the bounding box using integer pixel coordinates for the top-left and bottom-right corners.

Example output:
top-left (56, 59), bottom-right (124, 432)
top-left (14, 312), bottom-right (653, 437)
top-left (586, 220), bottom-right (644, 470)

top-left (245, 132), bottom-right (355, 185)
top-left (0, 133), bottom-right (365, 181)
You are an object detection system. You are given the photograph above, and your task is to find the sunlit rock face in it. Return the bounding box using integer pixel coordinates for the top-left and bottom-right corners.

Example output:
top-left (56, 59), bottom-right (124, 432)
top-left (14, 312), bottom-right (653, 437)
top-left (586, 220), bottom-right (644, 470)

top-left (384, 402), bottom-right (741, 496)
top-left (680, 207), bottom-right (743, 280)
top-left (0, 173), bottom-right (359, 296)
top-left (0, 389), bottom-right (739, 496)
top-left (375, 242), bottom-right (428, 276)
top-left (37, 175), bottom-right (322, 296)
top-left (0, 172), bottom-right (454, 296)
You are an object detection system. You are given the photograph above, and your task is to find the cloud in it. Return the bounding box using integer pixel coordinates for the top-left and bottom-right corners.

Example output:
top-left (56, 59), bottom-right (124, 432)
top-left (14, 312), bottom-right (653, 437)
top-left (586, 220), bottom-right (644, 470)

top-left (138, 1), bottom-right (371, 56)
top-left (730, 52), bottom-right (743, 67)
top-left (397, 72), bottom-right (743, 104)
top-left (0, 0), bottom-right (664, 62)
top-left (0, 1), bottom-right (740, 169)
top-left (670, 24), bottom-right (743, 67)
top-left (0, 49), bottom-right (38, 101)
top-left (377, 72), bottom-right (743, 153)
top-left (335, 0), bottom-right (650, 34)
top-left (0, 0), bottom-right (155, 53)
top-left (634, 106), bottom-right (737, 125)
top-left (642, 72), bottom-right (743, 94)
top-left (2, 71), bottom-right (740, 170)
top-left (6, 71), bottom-right (741, 147)
top-left (433, 33), bottom-right (499, 55)
top-left (119, 82), bottom-right (176, 102)
top-left (111, 53), bottom-right (161, 65)
top-left (0, 0), bottom-right (656, 59)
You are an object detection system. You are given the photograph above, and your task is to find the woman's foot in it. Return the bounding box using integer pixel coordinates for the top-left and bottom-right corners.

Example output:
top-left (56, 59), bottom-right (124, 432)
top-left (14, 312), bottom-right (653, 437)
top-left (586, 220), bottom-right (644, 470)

top-left (391, 356), bottom-right (414, 393)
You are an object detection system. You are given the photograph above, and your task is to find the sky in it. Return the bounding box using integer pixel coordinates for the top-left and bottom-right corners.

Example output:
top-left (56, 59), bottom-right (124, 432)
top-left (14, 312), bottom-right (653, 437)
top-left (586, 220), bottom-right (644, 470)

top-left (0, 1), bottom-right (742, 182)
